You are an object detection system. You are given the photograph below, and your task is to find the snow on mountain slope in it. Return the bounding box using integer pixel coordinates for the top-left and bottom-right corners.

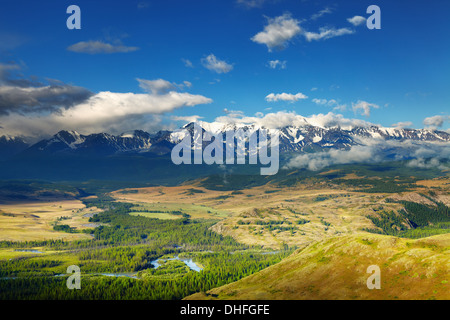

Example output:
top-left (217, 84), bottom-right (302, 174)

top-left (7, 120), bottom-right (450, 158)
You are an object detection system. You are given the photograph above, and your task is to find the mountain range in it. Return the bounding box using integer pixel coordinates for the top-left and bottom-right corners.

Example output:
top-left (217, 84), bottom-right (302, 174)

top-left (3, 121), bottom-right (450, 159)
top-left (0, 121), bottom-right (448, 182)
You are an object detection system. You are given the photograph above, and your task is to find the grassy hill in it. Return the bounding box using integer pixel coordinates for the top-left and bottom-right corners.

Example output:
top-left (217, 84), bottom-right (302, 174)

top-left (186, 233), bottom-right (449, 300)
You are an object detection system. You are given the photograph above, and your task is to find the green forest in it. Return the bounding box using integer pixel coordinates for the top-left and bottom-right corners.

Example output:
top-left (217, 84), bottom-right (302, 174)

top-left (0, 195), bottom-right (292, 300)
top-left (363, 200), bottom-right (450, 238)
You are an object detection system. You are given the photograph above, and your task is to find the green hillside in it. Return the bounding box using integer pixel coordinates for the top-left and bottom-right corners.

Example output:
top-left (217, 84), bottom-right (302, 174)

top-left (186, 233), bottom-right (449, 300)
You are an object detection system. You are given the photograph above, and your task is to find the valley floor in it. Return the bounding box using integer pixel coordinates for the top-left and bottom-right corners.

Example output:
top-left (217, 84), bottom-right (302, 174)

top-left (0, 172), bottom-right (449, 300)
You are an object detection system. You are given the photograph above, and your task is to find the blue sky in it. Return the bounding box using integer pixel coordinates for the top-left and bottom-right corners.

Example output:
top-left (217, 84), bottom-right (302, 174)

top-left (0, 0), bottom-right (449, 137)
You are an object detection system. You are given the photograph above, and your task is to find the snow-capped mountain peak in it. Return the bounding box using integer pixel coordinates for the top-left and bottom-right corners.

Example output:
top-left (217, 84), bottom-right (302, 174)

top-left (7, 120), bottom-right (450, 158)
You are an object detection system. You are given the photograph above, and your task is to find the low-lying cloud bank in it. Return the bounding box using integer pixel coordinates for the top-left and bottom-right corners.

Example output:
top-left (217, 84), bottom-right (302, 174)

top-left (284, 139), bottom-right (450, 171)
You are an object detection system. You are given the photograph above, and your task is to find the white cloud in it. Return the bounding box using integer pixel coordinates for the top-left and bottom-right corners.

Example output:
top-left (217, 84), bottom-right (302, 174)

top-left (312, 98), bottom-right (346, 111)
top-left (223, 109), bottom-right (245, 118)
top-left (138, 78), bottom-right (193, 94)
top-left (252, 12), bottom-right (363, 50)
top-left (0, 79), bottom-right (212, 137)
top-left (311, 7), bottom-right (333, 20)
top-left (391, 121), bottom-right (413, 129)
top-left (304, 27), bottom-right (354, 41)
top-left (137, 78), bottom-right (176, 94)
top-left (265, 92), bottom-right (308, 102)
top-left (182, 81), bottom-right (192, 88)
top-left (327, 99), bottom-right (338, 105)
top-left (306, 112), bottom-right (372, 129)
top-left (171, 115), bottom-right (204, 123)
top-left (285, 145), bottom-right (377, 171)
top-left (312, 98), bottom-right (337, 106)
top-left (214, 111), bottom-right (375, 130)
top-left (208, 79), bottom-right (221, 85)
top-left (407, 158), bottom-right (449, 170)
top-left (423, 115), bottom-right (450, 129)
top-left (268, 60), bottom-right (287, 69)
top-left (67, 40), bottom-right (139, 54)
top-left (251, 13), bottom-right (302, 51)
top-left (312, 98), bottom-right (327, 105)
top-left (352, 100), bottom-right (380, 117)
top-left (181, 58), bottom-right (193, 68)
top-left (333, 104), bottom-right (347, 112)
top-left (285, 139), bottom-right (450, 171)
top-left (62, 89), bottom-right (211, 119)
top-left (347, 16), bottom-right (367, 26)
top-left (201, 54), bottom-right (233, 74)
top-left (406, 142), bottom-right (450, 170)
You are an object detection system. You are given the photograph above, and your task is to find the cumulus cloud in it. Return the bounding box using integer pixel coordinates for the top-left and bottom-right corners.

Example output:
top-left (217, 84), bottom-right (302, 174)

top-left (268, 60), bottom-right (287, 69)
top-left (0, 78), bottom-right (212, 137)
top-left (312, 98), bottom-right (346, 111)
top-left (137, 78), bottom-right (176, 94)
top-left (67, 40), bottom-right (139, 54)
top-left (265, 92), bottom-right (308, 102)
top-left (251, 13), bottom-right (302, 51)
top-left (222, 101), bottom-right (369, 129)
top-left (312, 98), bottom-right (327, 105)
top-left (214, 111), bottom-right (375, 130)
top-left (347, 16), bottom-right (367, 26)
top-left (312, 98), bottom-right (337, 106)
top-left (56, 88), bottom-right (211, 121)
top-left (352, 100), bottom-right (380, 117)
top-left (138, 78), bottom-right (193, 94)
top-left (305, 112), bottom-right (372, 129)
top-left (304, 27), bottom-right (354, 41)
top-left (423, 115), bottom-right (450, 129)
top-left (252, 12), bottom-right (362, 50)
top-left (201, 54), bottom-right (233, 74)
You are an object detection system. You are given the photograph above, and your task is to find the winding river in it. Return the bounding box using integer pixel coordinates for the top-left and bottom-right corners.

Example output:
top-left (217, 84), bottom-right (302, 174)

top-left (150, 255), bottom-right (203, 272)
